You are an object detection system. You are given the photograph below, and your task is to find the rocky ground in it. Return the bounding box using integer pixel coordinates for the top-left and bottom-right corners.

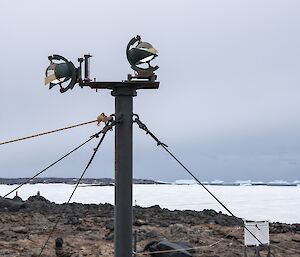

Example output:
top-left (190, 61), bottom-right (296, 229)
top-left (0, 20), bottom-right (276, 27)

top-left (0, 178), bottom-right (163, 186)
top-left (0, 194), bottom-right (299, 257)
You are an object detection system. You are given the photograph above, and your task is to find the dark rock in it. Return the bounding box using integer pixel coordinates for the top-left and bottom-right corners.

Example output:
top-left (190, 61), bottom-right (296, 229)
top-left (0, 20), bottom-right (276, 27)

top-left (105, 232), bottom-right (114, 241)
top-left (27, 195), bottom-right (50, 202)
top-left (148, 205), bottom-right (162, 212)
top-left (0, 230), bottom-right (17, 240)
top-left (145, 240), bottom-right (193, 257)
top-left (135, 230), bottom-right (162, 241)
top-left (293, 223), bottom-right (300, 232)
top-left (144, 230), bottom-right (161, 239)
top-left (270, 222), bottom-right (295, 233)
top-left (159, 221), bottom-right (170, 227)
top-left (64, 216), bottom-right (82, 225)
top-left (12, 195), bottom-right (23, 202)
top-left (105, 221), bottom-right (114, 231)
top-left (202, 209), bottom-right (218, 217)
top-left (0, 197), bottom-right (24, 211)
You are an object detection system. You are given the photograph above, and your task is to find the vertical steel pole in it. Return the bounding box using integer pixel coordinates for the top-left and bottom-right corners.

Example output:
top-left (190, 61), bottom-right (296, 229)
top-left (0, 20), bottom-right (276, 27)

top-left (112, 86), bottom-right (137, 257)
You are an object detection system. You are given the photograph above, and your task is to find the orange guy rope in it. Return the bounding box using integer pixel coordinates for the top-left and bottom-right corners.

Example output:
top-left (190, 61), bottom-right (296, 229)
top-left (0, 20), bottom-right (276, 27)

top-left (0, 120), bottom-right (97, 146)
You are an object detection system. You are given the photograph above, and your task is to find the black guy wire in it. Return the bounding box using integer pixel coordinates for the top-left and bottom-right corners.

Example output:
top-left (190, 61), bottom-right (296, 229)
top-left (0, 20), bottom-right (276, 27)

top-left (133, 114), bottom-right (265, 247)
top-left (3, 117), bottom-right (118, 199)
top-left (38, 130), bottom-right (108, 256)
top-left (3, 136), bottom-right (96, 199)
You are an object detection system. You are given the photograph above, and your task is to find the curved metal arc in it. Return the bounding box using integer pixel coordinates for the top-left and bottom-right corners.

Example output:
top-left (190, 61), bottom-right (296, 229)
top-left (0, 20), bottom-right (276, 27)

top-left (51, 54), bottom-right (69, 63)
top-left (127, 36), bottom-right (159, 74)
top-left (59, 61), bottom-right (78, 93)
top-left (47, 54), bottom-right (78, 93)
top-left (130, 63), bottom-right (159, 73)
top-left (126, 36), bottom-right (140, 67)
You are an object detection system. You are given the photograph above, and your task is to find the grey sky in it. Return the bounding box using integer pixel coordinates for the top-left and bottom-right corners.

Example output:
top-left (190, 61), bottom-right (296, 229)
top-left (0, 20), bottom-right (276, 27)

top-left (1, 0), bottom-right (300, 182)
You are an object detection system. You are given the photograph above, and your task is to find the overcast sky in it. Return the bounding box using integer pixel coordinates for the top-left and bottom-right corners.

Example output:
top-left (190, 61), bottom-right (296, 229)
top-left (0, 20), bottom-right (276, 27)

top-left (1, 0), bottom-right (300, 182)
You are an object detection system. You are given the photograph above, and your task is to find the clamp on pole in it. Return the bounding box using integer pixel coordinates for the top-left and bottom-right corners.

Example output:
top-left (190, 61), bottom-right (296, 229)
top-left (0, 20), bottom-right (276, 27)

top-left (133, 114), bottom-right (168, 147)
top-left (91, 114), bottom-right (121, 138)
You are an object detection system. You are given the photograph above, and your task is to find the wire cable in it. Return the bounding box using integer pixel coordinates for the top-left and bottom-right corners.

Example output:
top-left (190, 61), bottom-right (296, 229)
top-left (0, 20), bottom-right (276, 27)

top-left (0, 119), bottom-right (97, 146)
top-left (254, 224), bottom-right (300, 256)
top-left (2, 117), bottom-right (118, 199)
top-left (38, 127), bottom-right (110, 256)
top-left (133, 114), bottom-right (265, 246)
top-left (3, 136), bottom-right (94, 198)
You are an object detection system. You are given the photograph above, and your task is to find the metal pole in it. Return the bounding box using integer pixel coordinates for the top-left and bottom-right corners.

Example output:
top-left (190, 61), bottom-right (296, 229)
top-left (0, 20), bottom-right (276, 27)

top-left (82, 80), bottom-right (158, 256)
top-left (112, 86), bottom-right (137, 257)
